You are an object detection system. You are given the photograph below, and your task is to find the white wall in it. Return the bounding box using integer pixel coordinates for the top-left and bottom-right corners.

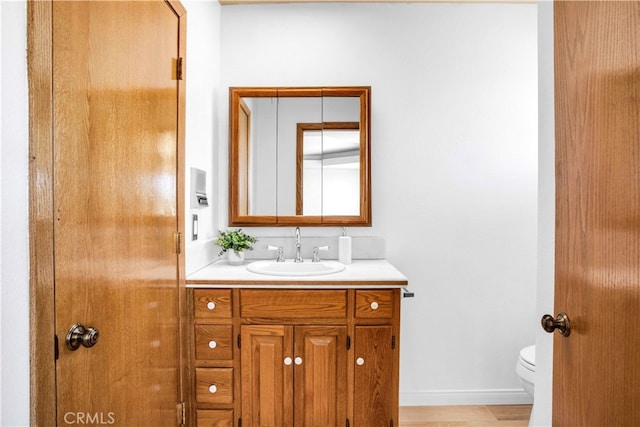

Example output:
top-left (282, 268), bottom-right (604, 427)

top-left (0, 1), bottom-right (30, 424)
top-left (184, 0), bottom-right (222, 275)
top-left (219, 3), bottom-right (539, 405)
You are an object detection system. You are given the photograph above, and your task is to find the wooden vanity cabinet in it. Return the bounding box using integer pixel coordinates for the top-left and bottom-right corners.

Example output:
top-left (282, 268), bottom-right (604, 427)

top-left (188, 287), bottom-right (400, 427)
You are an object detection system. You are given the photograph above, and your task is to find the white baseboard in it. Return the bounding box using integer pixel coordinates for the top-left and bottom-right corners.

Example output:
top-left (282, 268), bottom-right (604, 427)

top-left (400, 389), bottom-right (533, 406)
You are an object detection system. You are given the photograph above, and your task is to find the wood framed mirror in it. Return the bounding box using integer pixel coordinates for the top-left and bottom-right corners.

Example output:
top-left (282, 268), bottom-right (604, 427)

top-left (229, 86), bottom-right (371, 226)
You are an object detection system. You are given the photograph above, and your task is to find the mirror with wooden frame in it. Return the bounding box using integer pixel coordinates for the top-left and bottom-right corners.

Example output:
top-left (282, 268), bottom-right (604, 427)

top-left (229, 87), bottom-right (371, 226)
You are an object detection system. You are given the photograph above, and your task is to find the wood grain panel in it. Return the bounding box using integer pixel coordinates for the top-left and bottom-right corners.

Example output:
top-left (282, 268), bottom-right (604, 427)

top-left (355, 289), bottom-right (393, 319)
top-left (195, 368), bottom-right (234, 404)
top-left (294, 326), bottom-right (348, 426)
top-left (554, 2), bottom-right (640, 425)
top-left (46, 1), bottom-right (185, 425)
top-left (195, 325), bottom-right (234, 360)
top-left (240, 289), bottom-right (347, 319)
top-left (354, 325), bottom-right (394, 427)
top-left (241, 325), bottom-right (294, 427)
top-left (194, 289), bottom-right (233, 319)
top-left (27, 1), bottom-right (57, 423)
top-left (196, 409), bottom-right (234, 427)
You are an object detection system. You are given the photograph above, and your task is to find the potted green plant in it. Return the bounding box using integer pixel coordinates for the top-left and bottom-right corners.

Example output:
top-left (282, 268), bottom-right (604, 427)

top-left (215, 229), bottom-right (258, 265)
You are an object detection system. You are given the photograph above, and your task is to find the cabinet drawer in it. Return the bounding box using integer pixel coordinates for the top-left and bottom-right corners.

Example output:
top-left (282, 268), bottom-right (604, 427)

top-left (195, 368), bottom-right (234, 404)
top-left (355, 290), bottom-right (393, 319)
top-left (240, 289), bottom-right (347, 318)
top-left (195, 325), bottom-right (233, 360)
top-left (196, 409), bottom-right (234, 427)
top-left (194, 289), bottom-right (232, 319)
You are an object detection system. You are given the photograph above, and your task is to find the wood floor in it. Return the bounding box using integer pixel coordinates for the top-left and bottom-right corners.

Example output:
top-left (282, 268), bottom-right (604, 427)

top-left (399, 405), bottom-right (532, 427)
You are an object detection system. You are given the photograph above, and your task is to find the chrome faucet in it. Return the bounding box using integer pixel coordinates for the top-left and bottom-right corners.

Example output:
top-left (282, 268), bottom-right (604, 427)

top-left (268, 245), bottom-right (285, 262)
top-left (312, 246), bottom-right (330, 262)
top-left (294, 227), bottom-right (303, 263)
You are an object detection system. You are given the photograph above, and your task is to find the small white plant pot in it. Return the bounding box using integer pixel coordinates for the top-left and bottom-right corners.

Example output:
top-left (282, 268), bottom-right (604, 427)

top-left (227, 250), bottom-right (245, 266)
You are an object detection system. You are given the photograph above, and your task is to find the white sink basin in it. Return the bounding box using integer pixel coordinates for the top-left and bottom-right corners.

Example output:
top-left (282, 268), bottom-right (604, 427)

top-left (247, 260), bottom-right (345, 277)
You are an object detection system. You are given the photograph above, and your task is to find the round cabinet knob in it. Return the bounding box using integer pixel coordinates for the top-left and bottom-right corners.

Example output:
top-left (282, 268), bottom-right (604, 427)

top-left (370, 302), bottom-right (379, 310)
top-left (206, 301), bottom-right (216, 310)
top-left (208, 385), bottom-right (217, 394)
top-left (208, 340), bottom-right (217, 349)
top-left (294, 357), bottom-right (303, 365)
top-left (284, 357), bottom-right (292, 366)
top-left (356, 357), bottom-right (365, 366)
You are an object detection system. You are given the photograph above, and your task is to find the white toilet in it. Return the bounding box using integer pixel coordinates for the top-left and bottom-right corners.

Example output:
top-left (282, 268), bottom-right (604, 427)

top-left (516, 344), bottom-right (536, 425)
top-left (516, 345), bottom-right (535, 397)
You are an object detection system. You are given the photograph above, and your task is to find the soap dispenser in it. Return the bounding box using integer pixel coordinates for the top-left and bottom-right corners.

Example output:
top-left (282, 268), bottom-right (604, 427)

top-left (338, 227), bottom-right (352, 264)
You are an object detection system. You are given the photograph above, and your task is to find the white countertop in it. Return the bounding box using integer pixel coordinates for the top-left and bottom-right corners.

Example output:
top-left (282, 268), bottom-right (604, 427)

top-left (186, 259), bottom-right (408, 288)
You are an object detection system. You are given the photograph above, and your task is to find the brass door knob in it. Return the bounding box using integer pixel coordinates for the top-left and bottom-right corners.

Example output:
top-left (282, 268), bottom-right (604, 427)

top-left (541, 312), bottom-right (571, 337)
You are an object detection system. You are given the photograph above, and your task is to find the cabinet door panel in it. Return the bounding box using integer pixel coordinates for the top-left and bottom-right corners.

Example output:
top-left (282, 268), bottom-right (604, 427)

top-left (241, 325), bottom-right (294, 427)
top-left (294, 326), bottom-right (348, 426)
top-left (354, 325), bottom-right (394, 427)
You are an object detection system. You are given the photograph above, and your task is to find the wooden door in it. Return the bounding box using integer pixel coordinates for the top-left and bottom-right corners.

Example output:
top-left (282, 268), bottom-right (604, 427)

top-left (241, 325), bottom-right (294, 426)
top-left (353, 326), bottom-right (394, 427)
top-left (294, 326), bottom-right (348, 426)
top-left (38, 1), bottom-right (186, 425)
top-left (238, 99), bottom-right (251, 216)
top-left (554, 1), bottom-right (640, 425)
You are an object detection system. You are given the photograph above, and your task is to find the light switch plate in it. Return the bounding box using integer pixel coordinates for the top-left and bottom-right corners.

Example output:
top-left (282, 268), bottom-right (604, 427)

top-left (192, 214), bottom-right (198, 241)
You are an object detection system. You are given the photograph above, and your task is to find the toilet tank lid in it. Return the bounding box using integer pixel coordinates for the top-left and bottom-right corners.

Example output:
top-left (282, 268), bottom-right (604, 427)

top-left (520, 345), bottom-right (535, 365)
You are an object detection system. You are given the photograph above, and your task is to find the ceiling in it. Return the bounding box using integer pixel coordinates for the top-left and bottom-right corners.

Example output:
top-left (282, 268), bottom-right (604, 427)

top-left (219, 0), bottom-right (533, 5)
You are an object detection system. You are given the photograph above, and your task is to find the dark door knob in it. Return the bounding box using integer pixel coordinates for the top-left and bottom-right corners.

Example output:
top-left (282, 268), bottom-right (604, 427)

top-left (541, 312), bottom-right (571, 337)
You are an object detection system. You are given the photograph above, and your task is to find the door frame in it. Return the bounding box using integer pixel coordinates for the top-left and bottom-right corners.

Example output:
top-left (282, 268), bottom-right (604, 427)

top-left (27, 1), bottom-right (187, 424)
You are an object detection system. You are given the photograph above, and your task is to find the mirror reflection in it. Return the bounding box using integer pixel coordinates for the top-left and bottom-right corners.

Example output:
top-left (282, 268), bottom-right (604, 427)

top-left (229, 87), bottom-right (371, 226)
top-left (298, 123), bottom-right (360, 216)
